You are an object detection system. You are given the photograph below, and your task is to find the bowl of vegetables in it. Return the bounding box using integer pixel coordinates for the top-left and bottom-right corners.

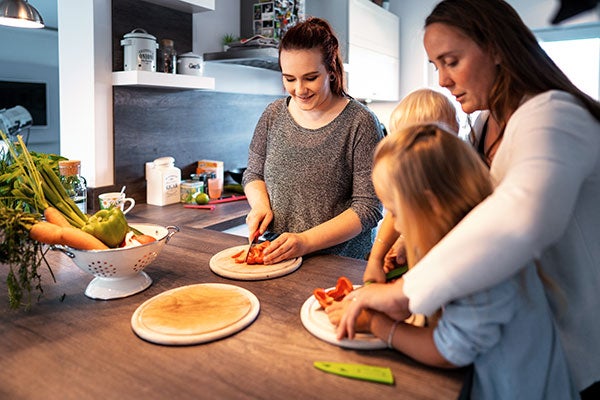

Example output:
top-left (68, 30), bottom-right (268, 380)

top-left (53, 223), bottom-right (179, 300)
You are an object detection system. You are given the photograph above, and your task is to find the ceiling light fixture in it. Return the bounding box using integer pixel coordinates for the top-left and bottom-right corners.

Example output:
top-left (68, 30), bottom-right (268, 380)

top-left (0, 0), bottom-right (44, 29)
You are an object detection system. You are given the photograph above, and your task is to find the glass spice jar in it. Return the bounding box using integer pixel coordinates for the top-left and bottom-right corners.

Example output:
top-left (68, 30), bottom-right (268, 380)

top-left (158, 39), bottom-right (177, 74)
top-left (58, 160), bottom-right (88, 215)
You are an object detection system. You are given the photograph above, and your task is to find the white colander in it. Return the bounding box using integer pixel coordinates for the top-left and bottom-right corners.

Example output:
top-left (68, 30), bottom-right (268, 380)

top-left (53, 223), bottom-right (179, 300)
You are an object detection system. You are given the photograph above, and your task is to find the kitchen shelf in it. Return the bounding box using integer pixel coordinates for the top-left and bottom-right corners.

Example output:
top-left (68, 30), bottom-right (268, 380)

top-left (139, 0), bottom-right (215, 13)
top-left (203, 48), bottom-right (280, 71)
top-left (112, 70), bottom-right (215, 90)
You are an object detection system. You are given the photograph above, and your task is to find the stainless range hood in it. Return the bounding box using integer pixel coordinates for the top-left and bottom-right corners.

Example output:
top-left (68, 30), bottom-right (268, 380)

top-left (203, 47), bottom-right (280, 71)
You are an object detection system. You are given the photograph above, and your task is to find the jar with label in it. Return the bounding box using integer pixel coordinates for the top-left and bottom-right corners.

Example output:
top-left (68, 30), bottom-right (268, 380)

top-left (146, 156), bottom-right (181, 206)
top-left (120, 28), bottom-right (158, 72)
top-left (158, 39), bottom-right (177, 73)
top-left (180, 179), bottom-right (204, 203)
top-left (58, 160), bottom-right (87, 215)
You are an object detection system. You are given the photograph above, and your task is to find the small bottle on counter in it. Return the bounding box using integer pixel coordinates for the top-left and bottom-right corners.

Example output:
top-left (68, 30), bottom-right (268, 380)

top-left (146, 156), bottom-right (181, 206)
top-left (158, 39), bottom-right (177, 74)
top-left (58, 160), bottom-right (87, 214)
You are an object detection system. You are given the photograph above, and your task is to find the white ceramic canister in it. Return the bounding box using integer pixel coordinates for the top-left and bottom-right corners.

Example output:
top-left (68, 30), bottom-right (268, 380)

top-left (177, 52), bottom-right (203, 76)
top-left (121, 28), bottom-right (159, 72)
top-left (146, 157), bottom-right (181, 206)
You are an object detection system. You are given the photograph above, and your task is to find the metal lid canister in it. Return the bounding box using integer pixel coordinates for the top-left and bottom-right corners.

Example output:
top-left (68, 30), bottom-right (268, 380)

top-left (121, 28), bottom-right (159, 72)
top-left (177, 52), bottom-right (203, 76)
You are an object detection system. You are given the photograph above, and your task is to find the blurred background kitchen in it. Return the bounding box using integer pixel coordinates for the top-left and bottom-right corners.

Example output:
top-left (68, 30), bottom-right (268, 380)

top-left (1, 0), bottom-right (598, 207)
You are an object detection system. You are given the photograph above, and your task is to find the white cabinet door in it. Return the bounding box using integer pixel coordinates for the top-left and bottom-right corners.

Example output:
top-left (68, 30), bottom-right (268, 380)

top-left (347, 0), bottom-right (399, 101)
top-left (348, 44), bottom-right (399, 101)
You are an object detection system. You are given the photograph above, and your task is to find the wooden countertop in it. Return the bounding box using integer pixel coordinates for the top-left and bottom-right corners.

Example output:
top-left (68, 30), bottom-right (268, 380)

top-left (125, 198), bottom-right (251, 231)
top-left (0, 225), bottom-right (465, 399)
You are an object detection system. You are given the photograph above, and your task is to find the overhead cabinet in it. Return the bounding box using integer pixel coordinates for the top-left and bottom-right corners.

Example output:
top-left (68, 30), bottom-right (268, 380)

top-left (305, 0), bottom-right (400, 101)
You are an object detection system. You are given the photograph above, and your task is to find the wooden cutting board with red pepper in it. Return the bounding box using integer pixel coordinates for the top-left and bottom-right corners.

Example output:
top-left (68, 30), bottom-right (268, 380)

top-left (209, 245), bottom-right (302, 280)
top-left (131, 283), bottom-right (260, 345)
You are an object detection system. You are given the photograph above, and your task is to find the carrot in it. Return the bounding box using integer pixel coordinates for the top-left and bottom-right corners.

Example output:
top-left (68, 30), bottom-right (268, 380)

top-left (29, 221), bottom-right (109, 250)
top-left (44, 206), bottom-right (72, 228)
top-left (134, 234), bottom-right (156, 244)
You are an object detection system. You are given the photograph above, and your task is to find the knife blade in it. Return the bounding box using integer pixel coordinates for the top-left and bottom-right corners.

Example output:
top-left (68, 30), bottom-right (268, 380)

top-left (313, 361), bottom-right (394, 385)
top-left (242, 232), bottom-right (258, 264)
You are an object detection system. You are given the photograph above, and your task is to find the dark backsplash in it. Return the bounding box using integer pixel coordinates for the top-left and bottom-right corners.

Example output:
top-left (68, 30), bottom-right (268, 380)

top-left (92, 87), bottom-right (282, 210)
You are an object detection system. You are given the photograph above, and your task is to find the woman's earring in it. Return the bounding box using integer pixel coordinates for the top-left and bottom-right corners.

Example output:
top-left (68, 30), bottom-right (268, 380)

top-left (330, 75), bottom-right (335, 81)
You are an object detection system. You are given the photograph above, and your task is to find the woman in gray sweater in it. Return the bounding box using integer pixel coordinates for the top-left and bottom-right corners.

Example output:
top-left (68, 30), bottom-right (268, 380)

top-left (242, 17), bottom-right (383, 264)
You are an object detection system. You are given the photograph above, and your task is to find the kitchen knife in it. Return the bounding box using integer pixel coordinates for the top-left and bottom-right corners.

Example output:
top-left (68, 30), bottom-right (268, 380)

top-left (243, 232), bottom-right (259, 264)
top-left (313, 361), bottom-right (394, 385)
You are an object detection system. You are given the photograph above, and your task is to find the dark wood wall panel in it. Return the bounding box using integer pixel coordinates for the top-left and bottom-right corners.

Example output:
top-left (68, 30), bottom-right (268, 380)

top-left (112, 0), bottom-right (193, 72)
top-left (109, 88), bottom-right (281, 208)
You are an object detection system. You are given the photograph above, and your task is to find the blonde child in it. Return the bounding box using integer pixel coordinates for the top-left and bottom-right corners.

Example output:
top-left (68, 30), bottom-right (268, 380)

top-left (363, 88), bottom-right (459, 284)
top-left (329, 124), bottom-right (576, 398)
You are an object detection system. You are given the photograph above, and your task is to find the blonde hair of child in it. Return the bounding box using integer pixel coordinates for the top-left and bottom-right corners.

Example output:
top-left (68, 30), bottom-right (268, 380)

top-left (389, 89), bottom-right (459, 135)
top-left (373, 123), bottom-right (492, 267)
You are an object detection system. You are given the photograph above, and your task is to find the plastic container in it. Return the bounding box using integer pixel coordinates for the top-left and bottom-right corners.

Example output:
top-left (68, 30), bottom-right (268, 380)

top-left (146, 157), bottom-right (181, 206)
top-left (58, 160), bottom-right (87, 214)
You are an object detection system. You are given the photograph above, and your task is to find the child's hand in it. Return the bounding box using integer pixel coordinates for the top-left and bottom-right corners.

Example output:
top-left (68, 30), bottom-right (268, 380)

top-left (326, 301), bottom-right (373, 333)
top-left (383, 236), bottom-right (407, 273)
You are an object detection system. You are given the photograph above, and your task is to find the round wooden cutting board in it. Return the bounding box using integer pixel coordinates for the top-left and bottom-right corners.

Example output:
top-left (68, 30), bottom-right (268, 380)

top-left (131, 283), bottom-right (260, 345)
top-left (209, 245), bottom-right (302, 280)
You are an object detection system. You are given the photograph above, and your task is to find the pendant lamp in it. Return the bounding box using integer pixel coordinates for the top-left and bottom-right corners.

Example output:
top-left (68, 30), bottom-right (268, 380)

top-left (0, 0), bottom-right (44, 29)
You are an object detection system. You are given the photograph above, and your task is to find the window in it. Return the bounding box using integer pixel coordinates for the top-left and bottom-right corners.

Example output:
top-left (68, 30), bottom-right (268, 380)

top-left (535, 23), bottom-right (600, 100)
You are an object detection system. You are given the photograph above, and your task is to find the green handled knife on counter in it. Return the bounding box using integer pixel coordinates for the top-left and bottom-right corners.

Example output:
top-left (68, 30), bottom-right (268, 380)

top-left (313, 361), bottom-right (394, 385)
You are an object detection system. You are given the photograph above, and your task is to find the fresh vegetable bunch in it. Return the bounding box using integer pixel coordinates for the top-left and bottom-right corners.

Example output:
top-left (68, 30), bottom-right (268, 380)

top-left (1, 131), bottom-right (148, 309)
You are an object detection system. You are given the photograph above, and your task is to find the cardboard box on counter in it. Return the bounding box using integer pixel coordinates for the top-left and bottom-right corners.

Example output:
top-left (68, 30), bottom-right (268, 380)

top-left (196, 160), bottom-right (224, 183)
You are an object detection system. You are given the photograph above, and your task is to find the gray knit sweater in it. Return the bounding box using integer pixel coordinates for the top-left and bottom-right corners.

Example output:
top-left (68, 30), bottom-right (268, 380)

top-left (243, 97), bottom-right (384, 259)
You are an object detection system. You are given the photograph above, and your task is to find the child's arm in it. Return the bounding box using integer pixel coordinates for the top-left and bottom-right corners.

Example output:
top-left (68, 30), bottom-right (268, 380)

top-left (363, 213), bottom-right (401, 283)
top-left (370, 312), bottom-right (456, 368)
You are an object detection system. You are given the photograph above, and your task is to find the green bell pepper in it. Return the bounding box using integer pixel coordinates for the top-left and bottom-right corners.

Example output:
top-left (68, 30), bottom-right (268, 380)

top-left (82, 208), bottom-right (128, 248)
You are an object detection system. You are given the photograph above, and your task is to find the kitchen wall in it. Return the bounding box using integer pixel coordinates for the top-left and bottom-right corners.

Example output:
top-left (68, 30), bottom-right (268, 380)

top-left (112, 88), bottom-right (279, 206)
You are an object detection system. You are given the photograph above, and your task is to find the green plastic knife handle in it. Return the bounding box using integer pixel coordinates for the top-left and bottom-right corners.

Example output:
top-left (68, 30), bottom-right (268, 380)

top-left (386, 265), bottom-right (408, 281)
top-left (313, 361), bottom-right (394, 385)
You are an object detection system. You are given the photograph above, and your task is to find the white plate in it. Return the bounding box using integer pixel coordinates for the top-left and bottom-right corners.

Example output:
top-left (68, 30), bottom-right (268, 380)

top-left (300, 286), bottom-right (387, 350)
top-left (209, 245), bottom-right (302, 280)
top-left (131, 283), bottom-right (260, 345)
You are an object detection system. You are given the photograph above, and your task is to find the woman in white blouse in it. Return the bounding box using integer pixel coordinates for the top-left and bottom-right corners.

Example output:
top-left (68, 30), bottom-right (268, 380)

top-left (333, 0), bottom-right (600, 397)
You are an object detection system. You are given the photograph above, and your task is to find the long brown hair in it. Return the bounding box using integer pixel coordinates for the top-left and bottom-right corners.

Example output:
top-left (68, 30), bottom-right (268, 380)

top-left (425, 0), bottom-right (600, 156)
top-left (279, 17), bottom-right (348, 97)
top-left (373, 124), bottom-right (492, 266)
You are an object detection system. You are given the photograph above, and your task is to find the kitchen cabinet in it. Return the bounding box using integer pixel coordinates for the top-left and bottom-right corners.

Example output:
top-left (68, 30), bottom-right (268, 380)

top-left (305, 0), bottom-right (400, 101)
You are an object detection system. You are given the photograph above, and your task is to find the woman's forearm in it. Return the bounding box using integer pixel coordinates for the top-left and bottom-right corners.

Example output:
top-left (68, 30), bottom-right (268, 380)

top-left (244, 180), bottom-right (270, 209)
top-left (299, 208), bottom-right (363, 254)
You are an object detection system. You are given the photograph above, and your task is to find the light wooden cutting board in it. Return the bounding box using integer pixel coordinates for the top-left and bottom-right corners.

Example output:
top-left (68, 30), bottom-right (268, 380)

top-left (209, 245), bottom-right (302, 280)
top-left (131, 283), bottom-right (260, 345)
